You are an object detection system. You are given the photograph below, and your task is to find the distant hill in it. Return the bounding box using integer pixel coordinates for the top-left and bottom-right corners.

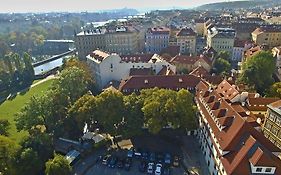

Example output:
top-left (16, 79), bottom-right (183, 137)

top-left (98, 8), bottom-right (139, 15)
top-left (196, 0), bottom-right (281, 10)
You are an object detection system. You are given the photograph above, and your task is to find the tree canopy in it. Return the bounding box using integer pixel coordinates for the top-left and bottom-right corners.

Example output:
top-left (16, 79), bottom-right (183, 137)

top-left (239, 51), bottom-right (275, 94)
top-left (45, 154), bottom-right (72, 175)
top-left (141, 88), bottom-right (197, 134)
top-left (0, 119), bottom-right (10, 136)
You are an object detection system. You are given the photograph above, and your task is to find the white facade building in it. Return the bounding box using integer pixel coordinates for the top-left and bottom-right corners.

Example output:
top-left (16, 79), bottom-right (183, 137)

top-left (86, 50), bottom-right (176, 89)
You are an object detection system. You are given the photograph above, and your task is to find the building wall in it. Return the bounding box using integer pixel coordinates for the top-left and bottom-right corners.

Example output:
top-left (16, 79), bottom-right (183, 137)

top-left (87, 54), bottom-right (176, 89)
top-left (145, 33), bottom-right (170, 54)
top-left (232, 47), bottom-right (244, 62)
top-left (176, 35), bottom-right (197, 55)
top-left (207, 36), bottom-right (234, 56)
top-left (252, 32), bottom-right (281, 48)
top-left (75, 34), bottom-right (106, 60)
top-left (105, 32), bottom-right (139, 55)
top-left (262, 108), bottom-right (281, 149)
top-left (195, 23), bottom-right (204, 36)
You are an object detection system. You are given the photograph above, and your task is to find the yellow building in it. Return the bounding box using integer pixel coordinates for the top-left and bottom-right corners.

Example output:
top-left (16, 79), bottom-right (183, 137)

top-left (252, 26), bottom-right (281, 48)
top-left (194, 19), bottom-right (205, 36)
top-left (176, 28), bottom-right (197, 55)
top-left (207, 27), bottom-right (236, 56)
top-left (75, 26), bottom-right (140, 60)
top-left (263, 100), bottom-right (281, 149)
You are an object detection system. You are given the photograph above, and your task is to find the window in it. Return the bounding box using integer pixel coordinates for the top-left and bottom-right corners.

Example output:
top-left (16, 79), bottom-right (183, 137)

top-left (265, 168), bottom-right (272, 172)
top-left (256, 168), bottom-right (262, 172)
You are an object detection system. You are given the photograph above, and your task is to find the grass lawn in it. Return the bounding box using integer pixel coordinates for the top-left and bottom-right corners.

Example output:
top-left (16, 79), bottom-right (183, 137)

top-left (0, 79), bottom-right (55, 142)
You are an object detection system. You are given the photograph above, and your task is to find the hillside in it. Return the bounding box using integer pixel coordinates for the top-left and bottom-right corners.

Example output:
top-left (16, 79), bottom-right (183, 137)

top-left (196, 0), bottom-right (281, 10)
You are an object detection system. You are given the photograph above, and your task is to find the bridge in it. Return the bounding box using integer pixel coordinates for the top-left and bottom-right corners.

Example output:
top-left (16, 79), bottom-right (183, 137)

top-left (32, 49), bottom-right (76, 67)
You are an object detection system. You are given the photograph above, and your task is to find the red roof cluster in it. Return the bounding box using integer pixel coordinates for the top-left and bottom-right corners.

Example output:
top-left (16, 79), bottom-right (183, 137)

top-left (119, 74), bottom-right (201, 94)
top-left (176, 28), bottom-right (196, 37)
top-left (147, 27), bottom-right (170, 34)
top-left (196, 81), bottom-right (281, 175)
top-left (170, 55), bottom-right (212, 66)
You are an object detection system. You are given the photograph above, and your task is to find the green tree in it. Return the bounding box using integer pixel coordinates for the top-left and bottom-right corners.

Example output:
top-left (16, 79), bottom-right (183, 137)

top-left (0, 119), bottom-right (10, 136)
top-left (239, 51), bottom-right (275, 94)
top-left (0, 135), bottom-right (20, 175)
top-left (14, 148), bottom-right (42, 175)
top-left (213, 58), bottom-right (231, 75)
top-left (121, 93), bottom-right (144, 138)
top-left (68, 93), bottom-right (97, 135)
top-left (45, 154), bottom-right (72, 175)
top-left (141, 88), bottom-right (197, 134)
top-left (218, 50), bottom-right (230, 60)
top-left (266, 82), bottom-right (281, 98)
top-left (95, 90), bottom-right (125, 135)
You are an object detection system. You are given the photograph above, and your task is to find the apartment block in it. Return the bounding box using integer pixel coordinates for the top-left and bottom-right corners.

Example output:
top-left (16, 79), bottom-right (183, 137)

top-left (207, 27), bottom-right (236, 56)
top-left (145, 27), bottom-right (170, 54)
top-left (176, 28), bottom-right (197, 55)
top-left (263, 100), bottom-right (281, 150)
top-left (252, 26), bottom-right (281, 48)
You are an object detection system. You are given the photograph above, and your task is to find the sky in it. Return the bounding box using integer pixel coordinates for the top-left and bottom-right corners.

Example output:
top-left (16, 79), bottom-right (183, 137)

top-left (0, 0), bottom-right (241, 13)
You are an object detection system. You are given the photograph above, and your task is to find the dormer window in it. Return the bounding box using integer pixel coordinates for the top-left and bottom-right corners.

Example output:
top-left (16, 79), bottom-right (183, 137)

top-left (179, 78), bottom-right (183, 83)
top-left (144, 80), bottom-right (148, 84)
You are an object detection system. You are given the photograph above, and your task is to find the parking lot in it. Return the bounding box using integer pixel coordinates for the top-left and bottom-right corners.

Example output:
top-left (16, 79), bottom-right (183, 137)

top-left (84, 135), bottom-right (186, 175)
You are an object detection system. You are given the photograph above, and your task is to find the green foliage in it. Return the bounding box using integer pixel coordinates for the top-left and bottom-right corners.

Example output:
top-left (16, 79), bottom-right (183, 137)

top-left (0, 52), bottom-right (35, 92)
top-left (0, 79), bottom-right (54, 142)
top-left (141, 88), bottom-right (197, 134)
top-left (218, 51), bottom-right (230, 60)
top-left (13, 148), bottom-right (42, 175)
top-left (95, 90), bottom-right (125, 135)
top-left (213, 58), bottom-right (231, 75)
top-left (45, 154), bottom-right (72, 175)
top-left (266, 82), bottom-right (281, 98)
top-left (0, 119), bottom-right (10, 136)
top-left (239, 51), bottom-right (275, 94)
top-left (0, 135), bottom-right (20, 175)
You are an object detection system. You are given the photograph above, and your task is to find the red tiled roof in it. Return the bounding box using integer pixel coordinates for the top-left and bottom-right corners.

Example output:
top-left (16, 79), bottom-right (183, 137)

top-left (176, 28), bottom-right (196, 37)
top-left (121, 54), bottom-right (154, 63)
top-left (119, 74), bottom-right (201, 94)
top-left (147, 27), bottom-right (170, 35)
top-left (160, 46), bottom-right (180, 58)
top-left (189, 66), bottom-right (209, 77)
top-left (157, 66), bottom-right (175, 76)
top-left (170, 55), bottom-right (212, 66)
top-left (129, 68), bottom-right (152, 76)
top-left (195, 81), bottom-right (281, 175)
top-left (247, 97), bottom-right (279, 112)
top-left (216, 80), bottom-right (239, 101)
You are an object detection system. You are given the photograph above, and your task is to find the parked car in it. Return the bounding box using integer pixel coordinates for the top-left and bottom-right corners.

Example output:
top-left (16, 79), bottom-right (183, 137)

top-left (164, 153), bottom-right (171, 164)
top-left (147, 162), bottom-right (154, 174)
top-left (163, 166), bottom-right (171, 175)
top-left (96, 155), bottom-right (103, 163)
top-left (138, 160), bottom-right (147, 172)
top-left (127, 148), bottom-right (134, 158)
top-left (155, 163), bottom-right (163, 175)
top-left (157, 153), bottom-right (164, 163)
top-left (134, 148), bottom-right (142, 158)
top-left (117, 158), bottom-right (124, 168)
top-left (102, 155), bottom-right (111, 165)
top-left (173, 156), bottom-right (179, 167)
top-left (142, 150), bottom-right (149, 160)
top-left (149, 152), bottom-right (156, 162)
top-left (108, 156), bottom-right (118, 168)
top-left (124, 157), bottom-right (132, 171)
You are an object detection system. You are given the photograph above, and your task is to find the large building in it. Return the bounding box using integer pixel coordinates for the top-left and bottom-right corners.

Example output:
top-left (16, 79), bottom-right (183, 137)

top-left (207, 27), bottom-right (236, 56)
top-left (252, 26), bottom-right (281, 48)
top-left (176, 28), bottom-right (197, 55)
top-left (145, 27), bottom-right (170, 54)
top-left (195, 80), bottom-right (281, 175)
top-left (263, 100), bottom-right (281, 150)
top-left (169, 55), bottom-right (212, 73)
top-left (75, 26), bottom-right (140, 60)
top-left (119, 74), bottom-right (200, 95)
top-left (86, 50), bottom-right (176, 89)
